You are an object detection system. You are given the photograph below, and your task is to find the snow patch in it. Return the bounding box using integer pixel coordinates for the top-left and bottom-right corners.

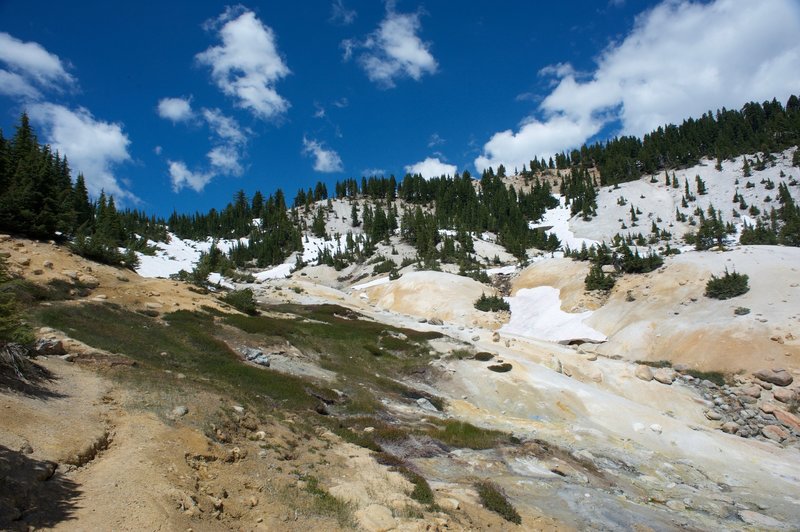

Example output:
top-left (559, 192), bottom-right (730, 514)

top-left (501, 286), bottom-right (606, 343)
top-left (352, 276), bottom-right (392, 290)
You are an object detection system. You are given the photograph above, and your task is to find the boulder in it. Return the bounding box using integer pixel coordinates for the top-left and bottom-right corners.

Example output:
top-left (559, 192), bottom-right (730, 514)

top-left (761, 425), bottom-right (789, 442)
top-left (705, 410), bottom-right (722, 421)
top-left (416, 397), bottom-right (439, 412)
top-left (34, 338), bottom-right (66, 357)
top-left (774, 409), bottom-right (800, 433)
top-left (634, 365), bottom-right (654, 382)
top-left (738, 510), bottom-right (787, 529)
top-left (721, 422), bottom-right (739, 434)
top-left (741, 385), bottom-right (762, 399)
top-left (356, 504), bottom-right (397, 532)
top-left (653, 368), bottom-right (676, 385)
top-left (772, 388), bottom-right (796, 404)
top-left (428, 317), bottom-right (443, 326)
top-left (760, 402), bottom-right (778, 414)
top-left (753, 368), bottom-right (793, 387)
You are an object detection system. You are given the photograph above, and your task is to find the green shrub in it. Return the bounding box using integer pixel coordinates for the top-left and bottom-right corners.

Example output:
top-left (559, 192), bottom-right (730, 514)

top-left (475, 481), bottom-right (521, 524)
top-left (734, 306), bottom-right (750, 316)
top-left (372, 259), bottom-right (396, 275)
top-left (584, 264), bottom-right (615, 291)
top-left (705, 268), bottom-right (749, 300)
top-left (473, 352), bottom-right (494, 361)
top-left (474, 293), bottom-right (509, 312)
top-left (488, 363), bottom-right (512, 373)
top-left (221, 288), bottom-right (258, 315)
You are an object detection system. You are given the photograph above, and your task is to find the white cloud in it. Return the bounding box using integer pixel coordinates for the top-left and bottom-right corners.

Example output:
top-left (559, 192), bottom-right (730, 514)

top-left (0, 32), bottom-right (75, 93)
top-left (333, 97), bottom-right (349, 108)
top-left (154, 145), bottom-right (162, 155)
top-left (405, 157), bottom-right (456, 179)
top-left (302, 137), bottom-right (343, 172)
top-left (330, 0), bottom-right (357, 25)
top-left (362, 167), bottom-right (385, 176)
top-left (475, 0), bottom-right (800, 172)
top-left (313, 102), bottom-right (326, 119)
top-left (0, 69), bottom-right (41, 100)
top-left (427, 133), bottom-right (445, 148)
top-left (207, 145), bottom-right (243, 175)
top-left (27, 103), bottom-right (135, 201)
top-left (344, 6), bottom-right (437, 88)
top-left (157, 97), bottom-right (194, 122)
top-left (197, 6), bottom-right (290, 120)
top-left (201, 108), bottom-right (246, 144)
top-left (168, 160), bottom-right (213, 193)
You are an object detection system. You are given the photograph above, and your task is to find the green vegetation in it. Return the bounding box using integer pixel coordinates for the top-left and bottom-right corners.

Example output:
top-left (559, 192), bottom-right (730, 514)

top-left (373, 453), bottom-right (435, 506)
top-left (705, 269), bottom-right (750, 300)
top-left (220, 288), bottom-right (258, 315)
top-left (475, 481), bottom-right (521, 524)
top-left (436, 420), bottom-right (509, 450)
top-left (635, 359), bottom-right (672, 368)
top-left (487, 363), bottom-right (513, 373)
top-left (734, 306), bottom-right (750, 316)
top-left (684, 369), bottom-right (727, 386)
top-left (35, 303), bottom-right (322, 410)
top-left (474, 293), bottom-right (510, 312)
top-left (584, 264), bottom-right (615, 291)
top-left (0, 256), bottom-right (33, 345)
top-left (300, 475), bottom-right (354, 527)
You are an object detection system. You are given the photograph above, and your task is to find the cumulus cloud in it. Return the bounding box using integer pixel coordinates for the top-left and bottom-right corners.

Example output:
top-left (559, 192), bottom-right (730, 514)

top-left (168, 160), bottom-right (213, 193)
top-left (157, 96), bottom-right (194, 123)
top-left (0, 69), bottom-right (41, 100)
top-left (0, 32), bottom-right (75, 96)
top-left (405, 157), bottom-right (456, 179)
top-left (28, 103), bottom-right (135, 201)
top-left (163, 108), bottom-right (248, 192)
top-left (302, 137), bottom-right (343, 172)
top-left (197, 6), bottom-right (291, 120)
top-left (475, 0), bottom-right (800, 172)
top-left (330, 0), bottom-right (357, 25)
top-left (343, 5), bottom-right (437, 88)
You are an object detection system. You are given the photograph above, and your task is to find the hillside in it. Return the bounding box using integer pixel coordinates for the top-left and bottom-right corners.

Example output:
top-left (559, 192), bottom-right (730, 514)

top-left (3, 106), bottom-right (800, 529)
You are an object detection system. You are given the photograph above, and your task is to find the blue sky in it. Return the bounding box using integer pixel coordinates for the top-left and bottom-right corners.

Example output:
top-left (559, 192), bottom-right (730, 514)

top-left (1, 0), bottom-right (799, 217)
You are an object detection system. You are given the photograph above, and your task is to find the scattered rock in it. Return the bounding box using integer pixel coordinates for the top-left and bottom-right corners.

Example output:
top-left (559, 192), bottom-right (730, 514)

top-left (491, 331), bottom-right (500, 342)
top-left (738, 510), bottom-right (787, 529)
top-left (18, 257), bottom-right (30, 266)
top-left (721, 422), bottom-right (739, 434)
top-left (634, 365), bottom-right (654, 382)
top-left (116, 274), bottom-right (129, 282)
top-left (61, 270), bottom-right (78, 280)
top-left (438, 497), bottom-right (460, 511)
top-left (753, 368), bottom-right (793, 387)
top-left (171, 406), bottom-right (189, 418)
top-left (773, 409), bottom-right (800, 433)
top-left (416, 397), bottom-right (439, 412)
top-left (79, 274), bottom-right (100, 288)
top-left (705, 410), bottom-right (723, 421)
top-left (43, 260), bottom-right (53, 269)
top-left (742, 385), bottom-right (762, 399)
top-left (34, 338), bottom-right (66, 357)
top-left (428, 317), bottom-right (443, 326)
top-left (760, 403), bottom-right (778, 414)
top-left (653, 368), bottom-right (676, 385)
top-left (471, 335), bottom-right (480, 341)
top-left (356, 504), bottom-right (396, 532)
top-left (761, 425), bottom-right (789, 442)
top-left (772, 388), bottom-right (796, 403)
top-left (649, 424), bottom-right (663, 434)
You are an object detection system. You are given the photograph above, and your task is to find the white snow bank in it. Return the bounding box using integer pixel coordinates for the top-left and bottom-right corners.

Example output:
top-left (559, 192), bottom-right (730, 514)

top-left (352, 276), bottom-right (392, 290)
top-left (500, 286), bottom-right (606, 343)
top-left (531, 196), bottom-right (599, 251)
top-left (485, 265), bottom-right (517, 275)
top-left (255, 263), bottom-right (294, 281)
top-left (135, 233), bottom-right (248, 279)
top-left (207, 272), bottom-right (235, 290)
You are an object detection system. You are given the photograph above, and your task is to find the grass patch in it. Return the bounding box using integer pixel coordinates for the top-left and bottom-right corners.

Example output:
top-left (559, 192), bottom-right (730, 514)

top-left (684, 369), bottom-right (727, 386)
top-left (34, 303), bottom-right (322, 411)
top-left (373, 452), bottom-right (435, 506)
top-left (635, 359), bottom-right (672, 368)
top-left (435, 420), bottom-right (509, 450)
top-left (301, 475), bottom-right (354, 527)
top-left (475, 481), bottom-right (521, 524)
